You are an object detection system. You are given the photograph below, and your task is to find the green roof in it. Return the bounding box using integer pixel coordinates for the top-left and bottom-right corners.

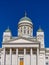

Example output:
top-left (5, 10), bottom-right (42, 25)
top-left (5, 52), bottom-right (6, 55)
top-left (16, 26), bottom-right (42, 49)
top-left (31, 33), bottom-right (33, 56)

top-left (20, 16), bottom-right (32, 22)
top-left (37, 28), bottom-right (43, 32)
top-left (5, 27), bottom-right (11, 32)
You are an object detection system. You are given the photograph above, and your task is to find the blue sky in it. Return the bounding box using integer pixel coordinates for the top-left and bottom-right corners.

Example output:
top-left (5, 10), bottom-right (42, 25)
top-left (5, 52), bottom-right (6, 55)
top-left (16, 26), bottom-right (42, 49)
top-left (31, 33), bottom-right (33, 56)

top-left (0, 0), bottom-right (49, 47)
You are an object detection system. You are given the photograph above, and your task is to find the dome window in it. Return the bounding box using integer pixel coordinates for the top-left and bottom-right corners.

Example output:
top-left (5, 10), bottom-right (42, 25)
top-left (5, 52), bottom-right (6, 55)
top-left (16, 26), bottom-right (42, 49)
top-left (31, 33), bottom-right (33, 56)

top-left (21, 27), bottom-right (22, 32)
top-left (27, 27), bottom-right (29, 34)
top-left (24, 26), bottom-right (26, 34)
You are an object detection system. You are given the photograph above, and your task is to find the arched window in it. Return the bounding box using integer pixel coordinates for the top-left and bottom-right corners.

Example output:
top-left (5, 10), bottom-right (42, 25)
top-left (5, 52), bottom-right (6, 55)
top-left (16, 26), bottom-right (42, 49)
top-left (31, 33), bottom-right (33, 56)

top-left (21, 27), bottom-right (22, 32)
top-left (27, 27), bottom-right (29, 34)
top-left (24, 26), bottom-right (26, 34)
top-left (24, 26), bottom-right (26, 29)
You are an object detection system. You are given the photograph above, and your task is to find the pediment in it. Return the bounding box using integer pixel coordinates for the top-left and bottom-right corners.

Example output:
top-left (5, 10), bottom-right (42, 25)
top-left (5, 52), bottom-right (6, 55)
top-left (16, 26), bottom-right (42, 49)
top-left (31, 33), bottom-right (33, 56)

top-left (6, 38), bottom-right (33, 43)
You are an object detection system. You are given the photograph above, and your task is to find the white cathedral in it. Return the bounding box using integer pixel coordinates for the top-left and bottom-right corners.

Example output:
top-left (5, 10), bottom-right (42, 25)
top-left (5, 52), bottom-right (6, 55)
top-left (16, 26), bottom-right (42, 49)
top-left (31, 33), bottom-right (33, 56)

top-left (0, 13), bottom-right (49, 65)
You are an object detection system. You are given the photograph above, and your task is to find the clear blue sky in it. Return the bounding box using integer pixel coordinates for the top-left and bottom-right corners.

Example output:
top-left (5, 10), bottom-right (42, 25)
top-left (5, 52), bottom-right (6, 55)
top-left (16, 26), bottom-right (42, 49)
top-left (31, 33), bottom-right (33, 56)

top-left (0, 0), bottom-right (49, 48)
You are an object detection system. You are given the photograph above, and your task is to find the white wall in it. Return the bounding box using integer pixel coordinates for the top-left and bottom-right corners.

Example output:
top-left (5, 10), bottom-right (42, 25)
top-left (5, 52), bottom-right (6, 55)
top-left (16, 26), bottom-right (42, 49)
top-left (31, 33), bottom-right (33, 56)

top-left (39, 54), bottom-right (45, 65)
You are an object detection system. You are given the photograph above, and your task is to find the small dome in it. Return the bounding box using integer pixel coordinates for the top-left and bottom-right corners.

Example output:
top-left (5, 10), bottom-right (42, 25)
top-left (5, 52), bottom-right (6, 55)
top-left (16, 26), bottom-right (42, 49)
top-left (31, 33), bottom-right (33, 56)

top-left (5, 27), bottom-right (11, 32)
top-left (20, 16), bottom-right (31, 22)
top-left (37, 27), bottom-right (43, 32)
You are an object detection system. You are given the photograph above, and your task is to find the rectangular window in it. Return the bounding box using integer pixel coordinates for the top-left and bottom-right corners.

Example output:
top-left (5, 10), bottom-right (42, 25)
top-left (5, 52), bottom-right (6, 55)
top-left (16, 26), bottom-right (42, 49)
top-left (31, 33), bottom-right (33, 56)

top-left (18, 48), bottom-right (24, 54)
top-left (33, 48), bottom-right (37, 54)
top-left (26, 48), bottom-right (30, 54)
top-left (12, 48), bottom-right (16, 54)
top-left (5, 48), bottom-right (10, 54)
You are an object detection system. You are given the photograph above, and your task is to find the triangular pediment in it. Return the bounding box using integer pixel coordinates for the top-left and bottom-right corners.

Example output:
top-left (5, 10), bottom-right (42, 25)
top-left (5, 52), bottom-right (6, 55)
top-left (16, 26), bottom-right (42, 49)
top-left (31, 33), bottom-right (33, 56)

top-left (6, 38), bottom-right (33, 43)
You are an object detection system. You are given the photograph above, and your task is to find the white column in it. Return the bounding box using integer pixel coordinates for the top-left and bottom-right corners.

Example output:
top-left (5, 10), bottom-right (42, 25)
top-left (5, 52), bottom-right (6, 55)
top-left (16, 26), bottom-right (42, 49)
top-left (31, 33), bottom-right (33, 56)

top-left (24, 48), bottom-right (26, 65)
top-left (24, 48), bottom-right (26, 55)
top-left (16, 48), bottom-right (18, 65)
top-left (4, 48), bottom-right (6, 65)
top-left (31, 48), bottom-right (32, 55)
top-left (10, 48), bottom-right (12, 65)
top-left (30, 48), bottom-right (33, 65)
top-left (36, 48), bottom-right (39, 65)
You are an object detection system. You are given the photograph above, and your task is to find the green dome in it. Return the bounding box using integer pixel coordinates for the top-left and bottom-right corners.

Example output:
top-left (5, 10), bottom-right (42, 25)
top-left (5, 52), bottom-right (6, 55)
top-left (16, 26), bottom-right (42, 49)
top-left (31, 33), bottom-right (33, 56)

top-left (20, 16), bottom-right (32, 22)
top-left (19, 12), bottom-right (33, 25)
top-left (19, 16), bottom-right (32, 25)
top-left (5, 27), bottom-right (11, 32)
top-left (37, 28), bottom-right (43, 32)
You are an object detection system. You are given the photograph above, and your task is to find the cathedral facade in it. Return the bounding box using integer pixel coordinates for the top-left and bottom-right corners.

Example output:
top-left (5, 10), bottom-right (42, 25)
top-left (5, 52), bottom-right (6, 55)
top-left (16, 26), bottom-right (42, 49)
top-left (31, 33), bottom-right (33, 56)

top-left (0, 13), bottom-right (49, 65)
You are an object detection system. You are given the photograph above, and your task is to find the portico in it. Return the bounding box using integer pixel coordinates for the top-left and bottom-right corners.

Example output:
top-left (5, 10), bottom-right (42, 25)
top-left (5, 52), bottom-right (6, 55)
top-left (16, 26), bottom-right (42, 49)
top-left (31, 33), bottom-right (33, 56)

top-left (3, 43), bottom-right (39, 65)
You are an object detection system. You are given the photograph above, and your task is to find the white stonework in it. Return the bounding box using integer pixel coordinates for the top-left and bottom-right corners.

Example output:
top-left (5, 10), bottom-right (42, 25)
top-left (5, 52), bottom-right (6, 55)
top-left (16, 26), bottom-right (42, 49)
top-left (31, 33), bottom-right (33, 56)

top-left (0, 13), bottom-right (49, 65)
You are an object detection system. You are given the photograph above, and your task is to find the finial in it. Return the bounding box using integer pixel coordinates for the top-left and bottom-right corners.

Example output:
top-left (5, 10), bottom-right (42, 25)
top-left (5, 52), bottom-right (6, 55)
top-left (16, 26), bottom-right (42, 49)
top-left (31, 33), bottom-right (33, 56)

top-left (25, 11), bottom-right (27, 17)
top-left (5, 26), bottom-right (10, 32)
top-left (8, 26), bottom-right (9, 30)
top-left (39, 25), bottom-right (41, 29)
